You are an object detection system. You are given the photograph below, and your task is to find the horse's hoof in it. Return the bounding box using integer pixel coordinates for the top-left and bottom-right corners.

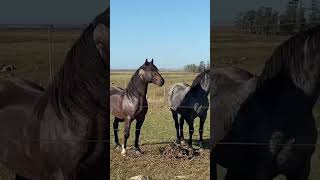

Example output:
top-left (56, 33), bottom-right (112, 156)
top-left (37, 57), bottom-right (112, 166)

top-left (181, 140), bottom-right (187, 146)
top-left (174, 140), bottom-right (181, 146)
top-left (121, 147), bottom-right (127, 156)
top-left (115, 144), bottom-right (121, 150)
top-left (135, 150), bottom-right (142, 155)
top-left (187, 146), bottom-right (194, 152)
top-left (134, 147), bottom-right (143, 155)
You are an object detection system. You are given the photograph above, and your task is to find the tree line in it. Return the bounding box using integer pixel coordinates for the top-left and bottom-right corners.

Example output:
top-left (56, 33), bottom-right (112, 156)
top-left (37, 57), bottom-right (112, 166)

top-left (184, 61), bottom-right (210, 73)
top-left (234, 0), bottom-right (320, 35)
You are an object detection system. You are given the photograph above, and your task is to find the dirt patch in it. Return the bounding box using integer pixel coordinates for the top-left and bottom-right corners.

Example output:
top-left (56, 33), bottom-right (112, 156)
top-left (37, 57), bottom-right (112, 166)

top-left (159, 143), bottom-right (204, 159)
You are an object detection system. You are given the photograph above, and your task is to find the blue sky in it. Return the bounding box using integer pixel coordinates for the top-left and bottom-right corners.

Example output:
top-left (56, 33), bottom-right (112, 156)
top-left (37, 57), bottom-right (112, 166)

top-left (110, 0), bottom-right (209, 70)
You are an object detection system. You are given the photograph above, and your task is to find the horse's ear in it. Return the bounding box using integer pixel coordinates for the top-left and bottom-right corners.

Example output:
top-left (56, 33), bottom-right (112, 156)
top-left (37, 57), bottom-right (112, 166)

top-left (93, 23), bottom-right (108, 60)
top-left (145, 58), bottom-right (149, 64)
top-left (151, 59), bottom-right (154, 64)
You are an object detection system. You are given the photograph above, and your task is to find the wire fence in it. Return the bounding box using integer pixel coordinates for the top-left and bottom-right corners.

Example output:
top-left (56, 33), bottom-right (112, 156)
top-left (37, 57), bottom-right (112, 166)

top-left (213, 20), bottom-right (320, 27)
top-left (0, 24), bottom-right (87, 86)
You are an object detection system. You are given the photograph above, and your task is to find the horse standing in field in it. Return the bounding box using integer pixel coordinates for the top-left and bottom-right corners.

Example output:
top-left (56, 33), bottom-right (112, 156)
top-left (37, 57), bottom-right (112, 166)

top-left (110, 59), bottom-right (165, 155)
top-left (211, 26), bottom-right (320, 180)
top-left (0, 8), bottom-right (109, 180)
top-left (168, 70), bottom-right (210, 150)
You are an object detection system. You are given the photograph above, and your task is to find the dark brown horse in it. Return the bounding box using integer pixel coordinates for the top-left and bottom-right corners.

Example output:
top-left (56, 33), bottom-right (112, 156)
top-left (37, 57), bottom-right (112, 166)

top-left (110, 59), bottom-right (165, 156)
top-left (0, 8), bottom-right (109, 180)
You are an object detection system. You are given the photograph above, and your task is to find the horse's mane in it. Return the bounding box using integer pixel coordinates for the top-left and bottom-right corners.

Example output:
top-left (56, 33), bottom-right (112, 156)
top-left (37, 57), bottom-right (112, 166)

top-left (125, 62), bottom-right (158, 97)
top-left (257, 25), bottom-right (320, 95)
top-left (125, 70), bottom-right (145, 97)
top-left (190, 70), bottom-right (210, 89)
top-left (34, 10), bottom-right (108, 121)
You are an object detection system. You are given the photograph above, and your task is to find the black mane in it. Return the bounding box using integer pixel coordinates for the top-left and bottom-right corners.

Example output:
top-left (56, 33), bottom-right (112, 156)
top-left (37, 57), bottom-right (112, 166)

top-left (257, 25), bottom-right (320, 96)
top-left (34, 10), bottom-right (108, 121)
top-left (190, 70), bottom-right (210, 89)
top-left (125, 62), bottom-right (158, 97)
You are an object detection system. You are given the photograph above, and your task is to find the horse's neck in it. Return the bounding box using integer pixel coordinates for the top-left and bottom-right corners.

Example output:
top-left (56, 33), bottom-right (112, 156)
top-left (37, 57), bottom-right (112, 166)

top-left (126, 74), bottom-right (148, 96)
top-left (189, 85), bottom-right (208, 98)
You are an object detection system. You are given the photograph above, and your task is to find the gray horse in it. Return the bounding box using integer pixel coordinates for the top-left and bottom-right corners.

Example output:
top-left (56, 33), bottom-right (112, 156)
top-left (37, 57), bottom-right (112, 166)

top-left (168, 70), bottom-right (210, 150)
top-left (110, 59), bottom-right (165, 156)
top-left (212, 25), bottom-right (320, 180)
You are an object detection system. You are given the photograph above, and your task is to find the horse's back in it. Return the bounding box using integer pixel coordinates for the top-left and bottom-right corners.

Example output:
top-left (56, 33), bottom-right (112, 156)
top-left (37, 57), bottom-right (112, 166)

top-left (168, 83), bottom-right (190, 111)
top-left (0, 78), bottom-right (44, 108)
top-left (212, 76), bottom-right (257, 145)
top-left (215, 66), bottom-right (253, 82)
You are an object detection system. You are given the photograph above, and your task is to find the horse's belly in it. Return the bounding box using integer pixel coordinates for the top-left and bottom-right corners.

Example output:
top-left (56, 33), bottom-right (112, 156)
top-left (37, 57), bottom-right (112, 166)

top-left (110, 95), bottom-right (125, 119)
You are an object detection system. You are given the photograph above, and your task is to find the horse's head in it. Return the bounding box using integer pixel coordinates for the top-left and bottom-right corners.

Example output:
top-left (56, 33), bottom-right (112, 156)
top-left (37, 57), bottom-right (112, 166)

top-left (138, 59), bottom-right (165, 86)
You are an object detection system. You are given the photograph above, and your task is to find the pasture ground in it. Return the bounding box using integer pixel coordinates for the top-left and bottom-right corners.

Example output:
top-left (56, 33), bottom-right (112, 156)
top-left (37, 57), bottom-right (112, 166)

top-left (110, 71), bottom-right (210, 180)
top-left (212, 26), bottom-right (320, 180)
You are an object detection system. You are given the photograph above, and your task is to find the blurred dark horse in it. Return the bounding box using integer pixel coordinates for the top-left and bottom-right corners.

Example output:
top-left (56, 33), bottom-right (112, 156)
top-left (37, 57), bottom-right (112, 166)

top-left (212, 26), bottom-right (320, 180)
top-left (110, 59), bottom-right (164, 155)
top-left (0, 8), bottom-right (109, 180)
top-left (168, 70), bottom-right (210, 150)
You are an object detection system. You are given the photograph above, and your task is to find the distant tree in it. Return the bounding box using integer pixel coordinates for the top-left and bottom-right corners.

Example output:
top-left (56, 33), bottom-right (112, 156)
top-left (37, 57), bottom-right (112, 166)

top-left (243, 9), bottom-right (257, 33)
top-left (198, 61), bottom-right (206, 73)
top-left (184, 61), bottom-right (209, 73)
top-left (234, 12), bottom-right (244, 32)
top-left (280, 0), bottom-right (305, 34)
top-left (309, 0), bottom-right (320, 27)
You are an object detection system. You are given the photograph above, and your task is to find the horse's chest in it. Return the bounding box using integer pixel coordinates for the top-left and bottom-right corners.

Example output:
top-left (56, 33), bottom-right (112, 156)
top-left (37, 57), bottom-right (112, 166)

top-left (122, 96), bottom-right (147, 118)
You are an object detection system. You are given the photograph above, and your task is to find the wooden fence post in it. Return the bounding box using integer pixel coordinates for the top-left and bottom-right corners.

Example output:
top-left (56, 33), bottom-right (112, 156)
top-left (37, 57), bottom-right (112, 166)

top-left (163, 86), bottom-right (166, 102)
top-left (48, 25), bottom-right (54, 82)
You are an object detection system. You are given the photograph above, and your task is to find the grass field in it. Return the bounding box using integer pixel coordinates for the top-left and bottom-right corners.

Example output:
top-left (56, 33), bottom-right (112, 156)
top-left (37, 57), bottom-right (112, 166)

top-left (110, 71), bottom-right (210, 180)
top-left (0, 28), bottom-right (82, 86)
top-left (212, 26), bottom-right (320, 180)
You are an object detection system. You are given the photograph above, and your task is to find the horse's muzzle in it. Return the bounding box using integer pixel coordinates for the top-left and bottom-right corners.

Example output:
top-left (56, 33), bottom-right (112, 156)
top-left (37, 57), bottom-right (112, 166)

top-left (159, 78), bottom-right (165, 87)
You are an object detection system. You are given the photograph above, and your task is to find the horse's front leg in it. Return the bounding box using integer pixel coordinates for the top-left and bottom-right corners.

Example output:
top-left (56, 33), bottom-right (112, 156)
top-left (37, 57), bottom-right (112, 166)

top-left (134, 115), bottom-right (145, 155)
top-left (186, 117), bottom-right (194, 150)
top-left (170, 109), bottom-right (180, 145)
top-left (285, 156), bottom-right (311, 180)
top-left (199, 112), bottom-right (207, 150)
top-left (121, 118), bottom-right (132, 156)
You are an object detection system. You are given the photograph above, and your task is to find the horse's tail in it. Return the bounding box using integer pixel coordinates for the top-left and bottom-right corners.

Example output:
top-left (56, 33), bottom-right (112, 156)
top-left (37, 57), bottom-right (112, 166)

top-left (167, 84), bottom-right (175, 108)
top-left (110, 85), bottom-right (124, 96)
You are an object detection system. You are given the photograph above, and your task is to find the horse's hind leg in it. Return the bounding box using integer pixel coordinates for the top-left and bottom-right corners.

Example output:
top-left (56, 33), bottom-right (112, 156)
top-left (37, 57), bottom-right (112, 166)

top-left (179, 116), bottom-right (186, 145)
top-left (199, 112), bottom-right (207, 150)
top-left (113, 117), bottom-right (121, 149)
top-left (121, 118), bottom-right (132, 156)
top-left (170, 109), bottom-right (180, 144)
